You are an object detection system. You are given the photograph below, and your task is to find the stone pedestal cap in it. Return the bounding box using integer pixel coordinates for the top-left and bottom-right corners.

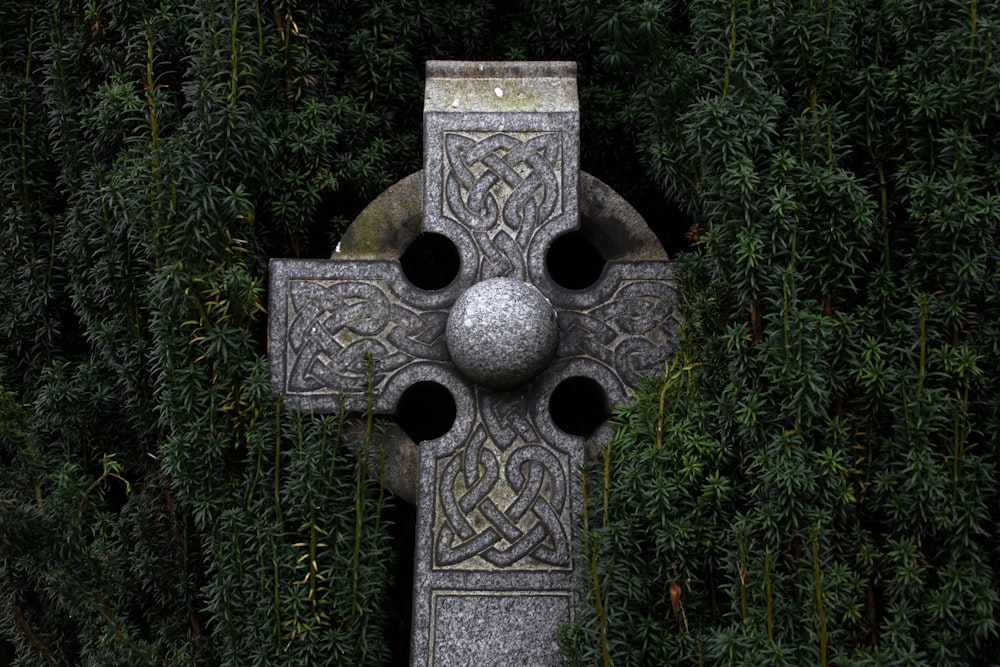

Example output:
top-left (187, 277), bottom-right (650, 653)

top-left (425, 61), bottom-right (578, 113)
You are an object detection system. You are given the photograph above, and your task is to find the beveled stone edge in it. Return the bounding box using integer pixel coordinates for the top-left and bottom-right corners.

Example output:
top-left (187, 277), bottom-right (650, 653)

top-left (425, 60), bottom-right (578, 113)
top-left (427, 61), bottom-right (576, 80)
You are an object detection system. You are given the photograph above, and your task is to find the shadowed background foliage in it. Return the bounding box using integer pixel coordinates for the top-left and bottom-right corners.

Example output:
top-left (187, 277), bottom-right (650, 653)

top-left (1, 1), bottom-right (997, 666)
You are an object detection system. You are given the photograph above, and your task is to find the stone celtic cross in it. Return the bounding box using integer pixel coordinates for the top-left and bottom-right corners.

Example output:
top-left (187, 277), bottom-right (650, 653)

top-left (269, 61), bottom-right (678, 665)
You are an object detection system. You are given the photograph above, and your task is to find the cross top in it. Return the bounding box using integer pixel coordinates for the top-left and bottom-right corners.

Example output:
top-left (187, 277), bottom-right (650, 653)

top-left (269, 61), bottom-right (678, 666)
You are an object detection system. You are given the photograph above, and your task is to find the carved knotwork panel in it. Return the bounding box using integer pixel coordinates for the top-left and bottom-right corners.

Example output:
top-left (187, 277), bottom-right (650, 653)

top-left (270, 260), bottom-right (454, 412)
top-left (440, 131), bottom-right (564, 281)
top-left (433, 390), bottom-right (571, 571)
top-left (285, 279), bottom-right (446, 393)
top-left (554, 263), bottom-right (679, 388)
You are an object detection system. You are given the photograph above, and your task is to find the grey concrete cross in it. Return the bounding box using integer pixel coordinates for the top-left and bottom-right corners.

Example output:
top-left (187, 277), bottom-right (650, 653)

top-left (269, 61), bottom-right (678, 666)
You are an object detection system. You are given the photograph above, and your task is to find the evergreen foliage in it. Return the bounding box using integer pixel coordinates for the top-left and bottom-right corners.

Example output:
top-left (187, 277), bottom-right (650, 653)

top-left (2, 1), bottom-right (998, 665)
top-left (0, 1), bottom-right (459, 663)
top-left (565, 1), bottom-right (1000, 665)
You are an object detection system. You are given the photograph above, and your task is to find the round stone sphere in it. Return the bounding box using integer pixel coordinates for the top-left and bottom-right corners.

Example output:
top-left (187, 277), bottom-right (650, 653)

top-left (446, 277), bottom-right (559, 390)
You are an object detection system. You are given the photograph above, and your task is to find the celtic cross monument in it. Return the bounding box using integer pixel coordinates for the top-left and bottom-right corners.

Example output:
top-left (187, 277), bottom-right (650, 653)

top-left (269, 61), bottom-right (678, 665)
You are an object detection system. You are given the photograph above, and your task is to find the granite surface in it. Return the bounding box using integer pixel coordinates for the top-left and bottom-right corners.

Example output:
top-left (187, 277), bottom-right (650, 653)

top-left (446, 277), bottom-right (558, 390)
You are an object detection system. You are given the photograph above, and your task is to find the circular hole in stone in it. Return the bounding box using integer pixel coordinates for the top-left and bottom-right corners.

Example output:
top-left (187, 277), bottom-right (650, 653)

top-left (549, 376), bottom-right (610, 437)
top-left (395, 381), bottom-right (456, 442)
top-left (546, 228), bottom-right (606, 290)
top-left (400, 233), bottom-right (460, 290)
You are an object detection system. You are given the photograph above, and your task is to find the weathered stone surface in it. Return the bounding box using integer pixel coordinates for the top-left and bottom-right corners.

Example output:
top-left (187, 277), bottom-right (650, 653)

top-left (336, 173), bottom-right (423, 260)
top-left (268, 60), bottom-right (679, 666)
top-left (423, 61), bottom-right (578, 114)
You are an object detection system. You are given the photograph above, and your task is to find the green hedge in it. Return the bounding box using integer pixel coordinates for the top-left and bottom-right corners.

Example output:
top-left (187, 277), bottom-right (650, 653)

top-left (565, 1), bottom-right (1000, 665)
top-left (2, 1), bottom-right (998, 666)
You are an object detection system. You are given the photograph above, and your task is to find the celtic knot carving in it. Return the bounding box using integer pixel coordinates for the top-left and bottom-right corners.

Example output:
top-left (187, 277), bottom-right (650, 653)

top-left (443, 132), bottom-right (561, 234)
top-left (285, 279), bottom-right (447, 395)
top-left (480, 392), bottom-right (540, 451)
top-left (436, 425), bottom-right (569, 569)
top-left (556, 269), bottom-right (678, 387)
